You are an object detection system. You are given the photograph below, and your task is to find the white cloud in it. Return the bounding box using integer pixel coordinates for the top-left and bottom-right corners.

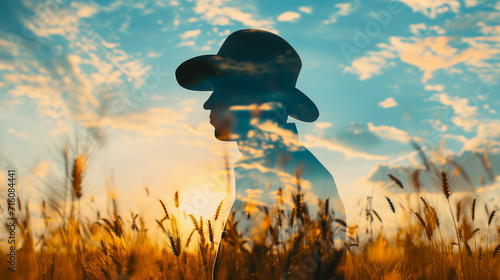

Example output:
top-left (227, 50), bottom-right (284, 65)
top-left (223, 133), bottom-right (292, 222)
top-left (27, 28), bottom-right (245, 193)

top-left (33, 160), bottom-right (51, 178)
top-left (0, 63), bottom-right (15, 71)
top-left (397, 0), bottom-right (461, 19)
top-left (378, 97), bottom-right (398, 108)
top-left (478, 24), bottom-right (500, 36)
top-left (299, 6), bottom-right (313, 14)
top-left (464, 0), bottom-right (479, 7)
top-left (462, 136), bottom-right (500, 152)
top-left (72, 2), bottom-right (99, 18)
top-left (315, 122), bottom-right (332, 129)
top-left (409, 23), bottom-right (427, 35)
top-left (437, 93), bottom-right (477, 116)
top-left (178, 41), bottom-right (195, 47)
top-left (367, 123), bottom-right (418, 143)
top-left (425, 84), bottom-right (445, 92)
top-left (433, 93), bottom-right (479, 131)
top-left (6, 128), bottom-right (29, 140)
top-left (391, 36), bottom-right (500, 82)
top-left (180, 29), bottom-right (202, 40)
top-left (213, 17), bottom-right (231, 25)
top-left (323, 3), bottom-right (357, 24)
top-left (147, 51), bottom-right (163, 58)
top-left (92, 107), bottom-right (187, 136)
top-left (277, 11), bottom-right (301, 22)
top-left (6, 73), bottom-right (74, 120)
top-left (409, 23), bottom-right (446, 36)
top-left (118, 20), bottom-right (130, 33)
top-left (477, 120), bottom-right (500, 139)
top-left (193, 1), bottom-right (274, 30)
top-left (335, 3), bottom-right (354, 15)
top-left (0, 3), bottom-right (152, 125)
top-left (304, 134), bottom-right (390, 161)
top-left (345, 36), bottom-right (500, 82)
top-left (428, 119), bottom-right (449, 132)
top-left (343, 47), bottom-right (397, 80)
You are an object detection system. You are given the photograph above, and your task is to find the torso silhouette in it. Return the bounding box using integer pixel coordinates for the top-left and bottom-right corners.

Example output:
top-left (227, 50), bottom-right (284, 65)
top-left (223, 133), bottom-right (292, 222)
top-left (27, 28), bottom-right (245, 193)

top-left (212, 121), bottom-right (346, 279)
top-left (232, 123), bottom-right (345, 232)
top-left (175, 29), bottom-right (346, 279)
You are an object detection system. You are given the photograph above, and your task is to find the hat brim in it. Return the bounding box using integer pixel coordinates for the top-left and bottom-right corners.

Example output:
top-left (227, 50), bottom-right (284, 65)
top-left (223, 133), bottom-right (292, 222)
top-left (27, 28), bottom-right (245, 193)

top-left (175, 55), bottom-right (319, 123)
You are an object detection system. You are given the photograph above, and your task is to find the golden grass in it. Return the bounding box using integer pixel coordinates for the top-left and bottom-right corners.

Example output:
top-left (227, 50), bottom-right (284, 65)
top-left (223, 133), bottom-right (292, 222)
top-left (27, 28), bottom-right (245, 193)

top-left (1, 142), bottom-right (499, 279)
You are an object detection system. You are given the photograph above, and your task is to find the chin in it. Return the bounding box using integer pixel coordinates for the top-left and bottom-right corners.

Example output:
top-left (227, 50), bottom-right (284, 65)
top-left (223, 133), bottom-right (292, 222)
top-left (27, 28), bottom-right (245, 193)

top-left (214, 127), bottom-right (238, 142)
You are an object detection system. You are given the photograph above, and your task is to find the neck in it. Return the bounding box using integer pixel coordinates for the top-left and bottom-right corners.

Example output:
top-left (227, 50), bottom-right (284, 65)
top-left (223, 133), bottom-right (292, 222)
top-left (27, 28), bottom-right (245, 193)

top-left (235, 122), bottom-right (300, 166)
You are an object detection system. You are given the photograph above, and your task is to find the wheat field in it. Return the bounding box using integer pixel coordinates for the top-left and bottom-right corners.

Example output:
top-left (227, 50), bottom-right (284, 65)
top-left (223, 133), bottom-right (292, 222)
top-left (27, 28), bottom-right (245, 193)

top-left (0, 142), bottom-right (499, 280)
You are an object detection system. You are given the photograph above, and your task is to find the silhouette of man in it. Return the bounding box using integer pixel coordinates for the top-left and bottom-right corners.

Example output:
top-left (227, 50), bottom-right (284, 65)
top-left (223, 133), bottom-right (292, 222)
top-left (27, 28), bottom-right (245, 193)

top-left (176, 29), bottom-right (345, 279)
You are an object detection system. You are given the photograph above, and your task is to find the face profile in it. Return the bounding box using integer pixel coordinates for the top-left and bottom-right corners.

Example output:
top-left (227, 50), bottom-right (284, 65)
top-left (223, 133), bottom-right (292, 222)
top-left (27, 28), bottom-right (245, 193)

top-left (176, 29), bottom-right (346, 279)
top-left (202, 75), bottom-right (288, 141)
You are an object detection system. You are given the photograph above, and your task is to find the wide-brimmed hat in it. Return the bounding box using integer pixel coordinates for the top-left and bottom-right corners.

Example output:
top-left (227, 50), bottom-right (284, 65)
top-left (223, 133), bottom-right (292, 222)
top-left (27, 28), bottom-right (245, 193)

top-left (175, 29), bottom-right (319, 122)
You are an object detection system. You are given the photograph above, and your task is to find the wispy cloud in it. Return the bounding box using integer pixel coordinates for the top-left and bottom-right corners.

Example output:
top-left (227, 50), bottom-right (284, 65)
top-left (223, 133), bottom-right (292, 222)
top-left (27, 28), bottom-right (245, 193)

top-left (335, 3), bottom-right (355, 15)
top-left (93, 107), bottom-right (188, 137)
top-left (367, 122), bottom-right (418, 143)
top-left (398, 0), bottom-right (461, 18)
top-left (477, 119), bottom-right (500, 139)
top-left (299, 6), bottom-right (313, 14)
top-left (344, 35), bottom-right (500, 82)
top-left (192, 0), bottom-right (274, 30)
top-left (277, 11), bottom-right (301, 22)
top-left (433, 92), bottom-right (478, 131)
top-left (71, 2), bottom-right (99, 18)
top-left (304, 134), bottom-right (390, 160)
top-left (179, 29), bottom-right (202, 40)
top-left (343, 47), bottom-right (397, 80)
top-left (323, 2), bottom-right (358, 24)
top-left (378, 97), bottom-right (398, 108)
top-left (392, 36), bottom-right (500, 82)
top-left (0, 1), bottom-right (152, 127)
top-left (409, 23), bottom-right (446, 36)
top-left (424, 84), bottom-right (445, 92)
top-left (178, 40), bottom-right (195, 47)
top-left (6, 128), bottom-right (29, 140)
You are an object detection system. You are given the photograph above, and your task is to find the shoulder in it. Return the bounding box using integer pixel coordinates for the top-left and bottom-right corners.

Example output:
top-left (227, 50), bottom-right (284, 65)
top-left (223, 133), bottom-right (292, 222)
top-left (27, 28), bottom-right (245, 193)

top-left (291, 146), bottom-right (334, 183)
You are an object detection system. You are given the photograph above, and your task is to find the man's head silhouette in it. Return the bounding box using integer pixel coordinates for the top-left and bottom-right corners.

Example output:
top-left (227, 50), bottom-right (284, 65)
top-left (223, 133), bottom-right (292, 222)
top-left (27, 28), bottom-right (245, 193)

top-left (176, 29), bottom-right (319, 141)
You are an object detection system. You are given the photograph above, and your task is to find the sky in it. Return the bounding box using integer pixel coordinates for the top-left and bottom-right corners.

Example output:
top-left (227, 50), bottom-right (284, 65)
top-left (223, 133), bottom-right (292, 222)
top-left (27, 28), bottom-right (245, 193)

top-left (0, 0), bottom-right (500, 237)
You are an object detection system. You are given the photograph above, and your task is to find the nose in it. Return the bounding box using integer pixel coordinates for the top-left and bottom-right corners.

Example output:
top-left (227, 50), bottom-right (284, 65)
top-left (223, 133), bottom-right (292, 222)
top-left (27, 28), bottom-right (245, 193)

top-left (203, 90), bottom-right (218, 110)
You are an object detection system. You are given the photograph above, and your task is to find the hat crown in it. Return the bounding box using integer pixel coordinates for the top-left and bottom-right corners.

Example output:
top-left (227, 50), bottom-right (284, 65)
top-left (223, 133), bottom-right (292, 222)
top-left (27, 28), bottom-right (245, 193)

top-left (216, 29), bottom-right (302, 86)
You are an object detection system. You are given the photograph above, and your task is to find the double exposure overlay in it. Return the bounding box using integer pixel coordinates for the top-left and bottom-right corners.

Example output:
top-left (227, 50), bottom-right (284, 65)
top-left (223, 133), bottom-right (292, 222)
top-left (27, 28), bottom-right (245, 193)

top-left (0, 0), bottom-right (499, 279)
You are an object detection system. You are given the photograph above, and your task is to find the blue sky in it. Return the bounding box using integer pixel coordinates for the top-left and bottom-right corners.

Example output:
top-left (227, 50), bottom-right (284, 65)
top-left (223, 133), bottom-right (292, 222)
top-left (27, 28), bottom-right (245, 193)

top-left (1, 0), bottom-right (499, 232)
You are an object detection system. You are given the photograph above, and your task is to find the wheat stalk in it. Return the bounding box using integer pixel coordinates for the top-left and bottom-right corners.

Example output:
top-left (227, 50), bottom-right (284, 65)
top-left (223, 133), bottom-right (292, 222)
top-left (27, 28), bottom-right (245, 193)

top-left (214, 200), bottom-right (223, 222)
top-left (441, 171), bottom-right (450, 199)
top-left (493, 244), bottom-right (500, 259)
top-left (388, 174), bottom-right (404, 189)
top-left (488, 210), bottom-right (496, 226)
top-left (471, 199), bottom-right (477, 222)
